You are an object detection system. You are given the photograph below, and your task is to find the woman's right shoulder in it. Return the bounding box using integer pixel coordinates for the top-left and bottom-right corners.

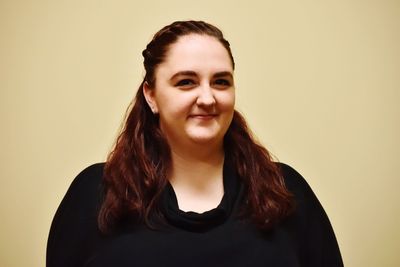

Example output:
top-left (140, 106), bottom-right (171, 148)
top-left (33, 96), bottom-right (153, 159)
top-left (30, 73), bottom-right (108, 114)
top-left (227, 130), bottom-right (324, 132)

top-left (55, 162), bottom-right (106, 214)
top-left (62, 163), bottom-right (106, 207)
top-left (51, 163), bottom-right (106, 224)
top-left (68, 163), bottom-right (105, 192)
top-left (47, 163), bottom-right (106, 266)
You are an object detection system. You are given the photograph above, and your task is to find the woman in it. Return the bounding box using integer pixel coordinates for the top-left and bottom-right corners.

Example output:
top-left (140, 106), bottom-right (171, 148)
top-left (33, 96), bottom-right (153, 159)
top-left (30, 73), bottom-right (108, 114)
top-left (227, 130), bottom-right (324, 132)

top-left (47, 20), bottom-right (343, 267)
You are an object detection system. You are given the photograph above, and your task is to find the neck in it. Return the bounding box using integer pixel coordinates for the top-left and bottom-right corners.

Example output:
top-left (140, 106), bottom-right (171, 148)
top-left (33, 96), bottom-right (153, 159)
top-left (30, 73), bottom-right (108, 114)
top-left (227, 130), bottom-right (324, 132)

top-left (168, 142), bottom-right (225, 212)
top-left (169, 142), bottom-right (225, 184)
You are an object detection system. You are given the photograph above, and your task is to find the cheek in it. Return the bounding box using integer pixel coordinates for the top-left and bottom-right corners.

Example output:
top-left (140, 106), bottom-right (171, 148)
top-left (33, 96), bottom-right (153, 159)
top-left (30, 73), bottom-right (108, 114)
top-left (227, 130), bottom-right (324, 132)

top-left (157, 93), bottom-right (194, 117)
top-left (217, 91), bottom-right (235, 111)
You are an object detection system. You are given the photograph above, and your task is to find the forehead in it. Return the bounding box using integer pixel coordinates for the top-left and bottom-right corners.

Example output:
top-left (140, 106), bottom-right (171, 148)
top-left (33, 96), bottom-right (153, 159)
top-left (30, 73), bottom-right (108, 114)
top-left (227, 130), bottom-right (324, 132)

top-left (159, 34), bottom-right (233, 74)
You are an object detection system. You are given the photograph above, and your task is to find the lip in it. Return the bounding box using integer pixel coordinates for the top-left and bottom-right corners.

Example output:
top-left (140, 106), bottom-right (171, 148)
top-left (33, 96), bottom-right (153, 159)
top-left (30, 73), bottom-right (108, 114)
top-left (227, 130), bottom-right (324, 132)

top-left (189, 114), bottom-right (218, 119)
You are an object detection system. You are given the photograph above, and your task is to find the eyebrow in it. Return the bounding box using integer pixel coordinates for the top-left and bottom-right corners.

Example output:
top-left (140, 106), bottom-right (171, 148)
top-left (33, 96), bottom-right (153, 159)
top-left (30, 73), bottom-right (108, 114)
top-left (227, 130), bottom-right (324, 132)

top-left (169, 71), bottom-right (197, 81)
top-left (213, 71), bottom-right (234, 79)
top-left (169, 71), bottom-right (233, 81)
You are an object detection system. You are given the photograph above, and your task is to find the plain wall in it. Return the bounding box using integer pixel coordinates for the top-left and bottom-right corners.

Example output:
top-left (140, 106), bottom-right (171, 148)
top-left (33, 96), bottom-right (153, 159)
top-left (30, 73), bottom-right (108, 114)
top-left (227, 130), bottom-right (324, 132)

top-left (1, 0), bottom-right (399, 266)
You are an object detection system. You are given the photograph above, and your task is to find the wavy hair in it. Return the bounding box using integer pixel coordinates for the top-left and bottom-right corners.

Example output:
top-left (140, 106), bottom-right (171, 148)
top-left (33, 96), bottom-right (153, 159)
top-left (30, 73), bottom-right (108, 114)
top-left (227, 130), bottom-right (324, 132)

top-left (98, 20), bottom-right (294, 233)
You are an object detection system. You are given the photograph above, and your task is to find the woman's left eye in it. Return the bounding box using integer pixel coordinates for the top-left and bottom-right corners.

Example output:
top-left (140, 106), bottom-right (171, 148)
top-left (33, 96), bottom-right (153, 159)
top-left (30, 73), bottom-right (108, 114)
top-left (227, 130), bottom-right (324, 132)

top-left (213, 79), bottom-right (231, 87)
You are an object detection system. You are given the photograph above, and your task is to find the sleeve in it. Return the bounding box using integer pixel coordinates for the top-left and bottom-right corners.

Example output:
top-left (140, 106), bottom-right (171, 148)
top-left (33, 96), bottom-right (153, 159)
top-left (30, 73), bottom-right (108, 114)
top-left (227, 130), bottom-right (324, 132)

top-left (46, 163), bottom-right (104, 267)
top-left (280, 163), bottom-right (344, 267)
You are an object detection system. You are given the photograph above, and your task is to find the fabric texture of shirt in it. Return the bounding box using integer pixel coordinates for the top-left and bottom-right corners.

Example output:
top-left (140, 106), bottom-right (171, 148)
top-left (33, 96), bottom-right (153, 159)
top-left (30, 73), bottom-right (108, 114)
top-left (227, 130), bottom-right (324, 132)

top-left (47, 161), bottom-right (344, 267)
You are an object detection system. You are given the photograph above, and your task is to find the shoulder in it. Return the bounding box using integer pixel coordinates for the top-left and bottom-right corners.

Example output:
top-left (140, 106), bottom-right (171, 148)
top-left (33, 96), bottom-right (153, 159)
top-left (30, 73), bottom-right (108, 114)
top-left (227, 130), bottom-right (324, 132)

top-left (60, 163), bottom-right (105, 214)
top-left (47, 163), bottom-right (106, 266)
top-left (50, 162), bottom-right (106, 231)
top-left (275, 162), bottom-right (325, 216)
top-left (58, 163), bottom-right (105, 208)
top-left (69, 163), bottom-right (105, 190)
top-left (276, 162), bottom-right (313, 198)
top-left (275, 163), bottom-right (344, 265)
top-left (51, 162), bottom-right (106, 222)
top-left (276, 162), bottom-right (331, 228)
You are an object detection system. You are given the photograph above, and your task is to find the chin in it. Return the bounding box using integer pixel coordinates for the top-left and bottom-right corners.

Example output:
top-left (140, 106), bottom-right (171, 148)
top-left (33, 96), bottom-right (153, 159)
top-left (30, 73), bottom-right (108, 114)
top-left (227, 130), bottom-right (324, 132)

top-left (184, 122), bottom-right (230, 144)
top-left (186, 131), bottom-right (224, 145)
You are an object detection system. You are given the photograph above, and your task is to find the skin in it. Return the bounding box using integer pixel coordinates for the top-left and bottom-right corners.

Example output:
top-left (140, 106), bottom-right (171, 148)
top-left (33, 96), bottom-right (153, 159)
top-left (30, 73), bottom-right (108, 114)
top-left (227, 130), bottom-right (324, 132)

top-left (143, 34), bottom-right (235, 212)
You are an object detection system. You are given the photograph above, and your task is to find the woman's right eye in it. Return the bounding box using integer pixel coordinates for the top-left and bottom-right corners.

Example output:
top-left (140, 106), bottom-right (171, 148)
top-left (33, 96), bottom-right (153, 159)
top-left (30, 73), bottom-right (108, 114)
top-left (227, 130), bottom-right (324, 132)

top-left (175, 79), bottom-right (195, 88)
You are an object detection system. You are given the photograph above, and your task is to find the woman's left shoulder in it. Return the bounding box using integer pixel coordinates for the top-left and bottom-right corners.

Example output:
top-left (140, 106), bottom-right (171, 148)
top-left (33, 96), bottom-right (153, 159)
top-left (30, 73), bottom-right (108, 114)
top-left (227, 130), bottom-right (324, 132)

top-left (274, 163), bottom-right (344, 266)
top-left (275, 162), bottom-right (314, 198)
top-left (275, 162), bottom-right (327, 215)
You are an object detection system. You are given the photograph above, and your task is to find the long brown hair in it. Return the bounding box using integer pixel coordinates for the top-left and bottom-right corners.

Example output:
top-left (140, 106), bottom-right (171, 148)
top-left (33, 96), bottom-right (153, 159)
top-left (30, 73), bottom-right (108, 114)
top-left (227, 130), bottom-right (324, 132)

top-left (98, 21), bottom-right (293, 233)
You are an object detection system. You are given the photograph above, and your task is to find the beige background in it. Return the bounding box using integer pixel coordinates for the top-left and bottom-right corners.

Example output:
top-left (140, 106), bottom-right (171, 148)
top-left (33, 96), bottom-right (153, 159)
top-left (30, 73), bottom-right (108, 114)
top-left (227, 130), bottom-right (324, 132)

top-left (1, 0), bottom-right (399, 266)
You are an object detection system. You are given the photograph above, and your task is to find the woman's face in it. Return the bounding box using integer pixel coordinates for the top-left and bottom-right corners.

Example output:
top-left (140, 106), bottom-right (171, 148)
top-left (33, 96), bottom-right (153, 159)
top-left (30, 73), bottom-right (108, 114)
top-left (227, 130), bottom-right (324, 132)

top-left (144, 34), bottom-right (235, 149)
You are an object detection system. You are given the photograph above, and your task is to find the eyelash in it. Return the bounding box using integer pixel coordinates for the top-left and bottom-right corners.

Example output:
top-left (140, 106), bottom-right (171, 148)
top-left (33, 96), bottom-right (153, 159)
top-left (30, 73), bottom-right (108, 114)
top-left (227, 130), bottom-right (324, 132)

top-left (174, 78), bottom-right (232, 89)
top-left (214, 79), bottom-right (231, 87)
top-left (175, 79), bottom-right (195, 87)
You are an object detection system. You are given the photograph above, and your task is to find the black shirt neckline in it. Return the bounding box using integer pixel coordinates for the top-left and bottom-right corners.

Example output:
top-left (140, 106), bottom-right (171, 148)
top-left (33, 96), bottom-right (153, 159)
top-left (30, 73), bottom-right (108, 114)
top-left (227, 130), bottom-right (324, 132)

top-left (161, 159), bottom-right (240, 232)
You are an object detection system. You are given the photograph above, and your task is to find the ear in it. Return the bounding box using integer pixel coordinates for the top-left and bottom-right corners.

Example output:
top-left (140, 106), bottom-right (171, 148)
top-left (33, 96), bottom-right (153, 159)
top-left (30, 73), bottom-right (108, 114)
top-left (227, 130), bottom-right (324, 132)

top-left (143, 82), bottom-right (158, 114)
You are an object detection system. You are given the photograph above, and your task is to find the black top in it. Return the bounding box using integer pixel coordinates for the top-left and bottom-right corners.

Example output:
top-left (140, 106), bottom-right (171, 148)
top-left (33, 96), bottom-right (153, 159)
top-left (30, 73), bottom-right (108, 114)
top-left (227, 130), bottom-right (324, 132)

top-left (47, 162), bottom-right (343, 267)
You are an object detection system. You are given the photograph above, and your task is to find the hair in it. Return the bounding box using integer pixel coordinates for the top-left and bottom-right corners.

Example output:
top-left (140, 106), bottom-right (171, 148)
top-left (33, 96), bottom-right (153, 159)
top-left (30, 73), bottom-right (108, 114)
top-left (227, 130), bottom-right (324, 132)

top-left (98, 20), bottom-right (294, 233)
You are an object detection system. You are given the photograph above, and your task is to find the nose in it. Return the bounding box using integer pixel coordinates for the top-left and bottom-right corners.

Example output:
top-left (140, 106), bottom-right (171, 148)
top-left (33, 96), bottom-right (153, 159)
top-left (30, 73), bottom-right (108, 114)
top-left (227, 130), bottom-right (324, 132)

top-left (196, 84), bottom-right (216, 107)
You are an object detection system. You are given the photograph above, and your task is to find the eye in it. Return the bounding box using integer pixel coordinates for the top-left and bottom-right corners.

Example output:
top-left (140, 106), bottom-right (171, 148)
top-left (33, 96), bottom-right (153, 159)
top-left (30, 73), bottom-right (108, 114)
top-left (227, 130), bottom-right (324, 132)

top-left (175, 79), bottom-right (196, 88)
top-left (213, 79), bottom-right (232, 89)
